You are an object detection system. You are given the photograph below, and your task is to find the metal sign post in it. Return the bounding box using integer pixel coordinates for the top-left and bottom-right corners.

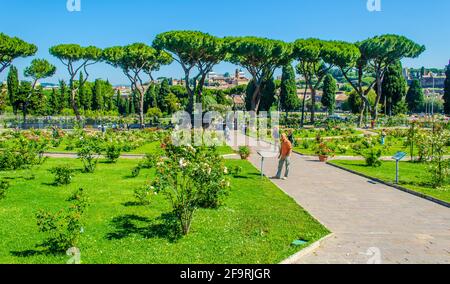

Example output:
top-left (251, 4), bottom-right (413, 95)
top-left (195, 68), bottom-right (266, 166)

top-left (392, 152), bottom-right (407, 184)
top-left (257, 151), bottom-right (279, 179)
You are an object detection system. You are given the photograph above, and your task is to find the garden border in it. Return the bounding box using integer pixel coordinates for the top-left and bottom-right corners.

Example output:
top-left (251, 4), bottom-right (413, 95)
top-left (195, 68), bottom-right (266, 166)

top-left (326, 162), bottom-right (450, 208)
top-left (280, 233), bottom-right (335, 264)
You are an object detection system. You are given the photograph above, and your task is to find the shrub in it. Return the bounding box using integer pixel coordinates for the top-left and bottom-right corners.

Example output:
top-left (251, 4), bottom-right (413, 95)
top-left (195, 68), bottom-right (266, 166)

top-left (301, 140), bottom-right (310, 150)
top-left (0, 132), bottom-right (49, 170)
top-left (428, 126), bottom-right (450, 188)
top-left (363, 148), bottom-right (382, 167)
top-left (230, 165), bottom-right (243, 177)
top-left (77, 138), bottom-right (102, 173)
top-left (151, 144), bottom-right (230, 235)
top-left (36, 188), bottom-right (89, 253)
top-left (50, 165), bottom-right (75, 186)
top-left (134, 185), bottom-right (153, 205)
top-left (238, 146), bottom-right (251, 160)
top-left (0, 180), bottom-right (9, 200)
top-left (315, 142), bottom-right (334, 157)
top-left (131, 166), bottom-right (141, 178)
top-left (336, 144), bottom-right (349, 155)
top-left (104, 142), bottom-right (121, 163)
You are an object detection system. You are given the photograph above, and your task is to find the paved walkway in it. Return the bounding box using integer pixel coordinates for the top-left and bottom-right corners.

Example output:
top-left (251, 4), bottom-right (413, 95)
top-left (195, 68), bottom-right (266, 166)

top-left (227, 131), bottom-right (450, 264)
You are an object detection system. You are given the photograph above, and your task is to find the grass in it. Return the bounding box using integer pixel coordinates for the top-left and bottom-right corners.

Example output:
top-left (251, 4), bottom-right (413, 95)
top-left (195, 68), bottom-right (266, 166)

top-left (329, 160), bottom-right (450, 203)
top-left (0, 158), bottom-right (328, 264)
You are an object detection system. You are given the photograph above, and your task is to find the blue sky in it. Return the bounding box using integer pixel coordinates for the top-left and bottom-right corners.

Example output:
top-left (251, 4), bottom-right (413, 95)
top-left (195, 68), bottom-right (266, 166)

top-left (1, 0), bottom-right (449, 85)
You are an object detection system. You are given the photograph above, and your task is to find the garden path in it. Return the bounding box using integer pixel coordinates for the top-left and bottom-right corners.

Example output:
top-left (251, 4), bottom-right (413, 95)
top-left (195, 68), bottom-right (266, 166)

top-left (227, 131), bottom-right (450, 264)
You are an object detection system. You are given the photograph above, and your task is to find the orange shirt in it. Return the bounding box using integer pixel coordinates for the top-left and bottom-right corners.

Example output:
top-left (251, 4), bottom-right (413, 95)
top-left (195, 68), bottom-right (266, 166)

top-left (280, 140), bottom-right (292, 157)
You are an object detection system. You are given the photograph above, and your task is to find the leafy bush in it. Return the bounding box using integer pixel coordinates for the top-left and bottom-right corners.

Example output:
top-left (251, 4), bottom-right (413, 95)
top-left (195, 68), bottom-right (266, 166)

top-left (363, 148), bottom-right (382, 167)
top-left (77, 138), bottom-right (102, 173)
top-left (428, 126), bottom-right (450, 188)
top-left (151, 144), bottom-right (230, 235)
top-left (36, 188), bottom-right (89, 253)
top-left (301, 140), bottom-right (310, 150)
top-left (134, 185), bottom-right (153, 205)
top-left (131, 167), bottom-right (141, 178)
top-left (336, 144), bottom-right (349, 154)
top-left (50, 165), bottom-right (75, 186)
top-left (238, 146), bottom-right (251, 160)
top-left (0, 132), bottom-right (49, 170)
top-left (230, 165), bottom-right (243, 177)
top-left (0, 180), bottom-right (9, 200)
top-left (315, 142), bottom-right (334, 157)
top-left (104, 142), bottom-right (121, 163)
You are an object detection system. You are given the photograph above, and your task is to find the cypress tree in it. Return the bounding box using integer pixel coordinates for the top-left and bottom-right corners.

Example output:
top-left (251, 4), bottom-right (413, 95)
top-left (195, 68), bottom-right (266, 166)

top-left (406, 79), bottom-right (424, 113)
top-left (444, 64), bottom-right (450, 115)
top-left (7, 65), bottom-right (19, 115)
top-left (381, 61), bottom-right (407, 116)
top-left (280, 64), bottom-right (300, 117)
top-left (321, 74), bottom-right (337, 115)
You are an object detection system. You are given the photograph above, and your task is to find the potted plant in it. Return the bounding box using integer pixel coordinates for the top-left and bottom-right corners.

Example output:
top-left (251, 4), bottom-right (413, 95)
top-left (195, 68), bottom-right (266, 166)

top-left (238, 146), bottom-right (251, 160)
top-left (315, 142), bottom-right (334, 162)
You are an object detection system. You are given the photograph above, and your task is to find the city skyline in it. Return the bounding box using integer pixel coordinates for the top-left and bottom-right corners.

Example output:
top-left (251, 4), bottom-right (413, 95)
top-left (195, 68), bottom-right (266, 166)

top-left (1, 0), bottom-right (449, 84)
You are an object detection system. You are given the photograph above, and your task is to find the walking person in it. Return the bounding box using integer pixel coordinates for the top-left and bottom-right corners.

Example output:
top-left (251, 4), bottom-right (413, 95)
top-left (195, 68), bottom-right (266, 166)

top-left (287, 129), bottom-right (295, 146)
top-left (272, 133), bottom-right (293, 180)
top-left (272, 126), bottom-right (280, 150)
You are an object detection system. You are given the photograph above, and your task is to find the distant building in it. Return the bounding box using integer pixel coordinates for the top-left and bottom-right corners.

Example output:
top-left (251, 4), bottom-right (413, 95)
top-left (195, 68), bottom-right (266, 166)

top-left (206, 69), bottom-right (250, 89)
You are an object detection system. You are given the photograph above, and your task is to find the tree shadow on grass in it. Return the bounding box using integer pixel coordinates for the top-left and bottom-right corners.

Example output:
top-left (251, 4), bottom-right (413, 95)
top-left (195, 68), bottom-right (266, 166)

top-left (10, 243), bottom-right (64, 258)
top-left (106, 213), bottom-right (181, 243)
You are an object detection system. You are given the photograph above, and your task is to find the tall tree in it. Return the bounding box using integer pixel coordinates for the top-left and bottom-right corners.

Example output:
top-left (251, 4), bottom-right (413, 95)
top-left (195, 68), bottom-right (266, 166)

top-left (279, 64), bottom-right (300, 117)
top-left (332, 41), bottom-right (377, 126)
top-left (59, 80), bottom-right (69, 110)
top-left (158, 78), bottom-right (171, 112)
top-left (49, 44), bottom-right (102, 120)
top-left (444, 64), bottom-right (450, 115)
top-left (78, 72), bottom-right (88, 111)
top-left (22, 59), bottom-right (56, 122)
top-left (49, 88), bottom-right (61, 115)
top-left (153, 31), bottom-right (226, 114)
top-left (103, 43), bottom-right (172, 127)
top-left (245, 78), bottom-right (276, 112)
top-left (92, 79), bottom-right (104, 111)
top-left (225, 37), bottom-right (291, 112)
top-left (321, 74), bottom-right (337, 115)
top-left (359, 34), bottom-right (425, 121)
top-left (381, 61), bottom-right (407, 116)
top-left (6, 65), bottom-right (19, 114)
top-left (406, 79), bottom-right (424, 113)
top-left (293, 39), bottom-right (349, 123)
top-left (0, 33), bottom-right (37, 74)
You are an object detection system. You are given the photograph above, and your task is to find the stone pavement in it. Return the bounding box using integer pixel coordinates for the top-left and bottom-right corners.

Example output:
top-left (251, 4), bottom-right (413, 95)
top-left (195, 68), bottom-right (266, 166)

top-left (227, 131), bottom-right (450, 264)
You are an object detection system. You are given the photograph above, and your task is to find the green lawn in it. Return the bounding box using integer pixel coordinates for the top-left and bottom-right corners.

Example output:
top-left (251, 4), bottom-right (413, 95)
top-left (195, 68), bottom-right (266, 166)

top-left (0, 158), bottom-right (328, 264)
top-left (329, 160), bottom-right (450, 203)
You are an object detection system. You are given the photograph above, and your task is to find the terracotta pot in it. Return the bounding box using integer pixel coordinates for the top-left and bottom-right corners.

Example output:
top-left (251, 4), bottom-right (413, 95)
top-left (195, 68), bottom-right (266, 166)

top-left (240, 154), bottom-right (250, 160)
top-left (319, 155), bottom-right (328, 162)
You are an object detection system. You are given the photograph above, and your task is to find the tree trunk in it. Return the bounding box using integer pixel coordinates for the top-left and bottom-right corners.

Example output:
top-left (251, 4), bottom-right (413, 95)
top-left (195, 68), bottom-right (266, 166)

top-left (251, 83), bottom-right (262, 113)
top-left (71, 89), bottom-right (82, 121)
top-left (373, 70), bottom-right (383, 122)
top-left (300, 87), bottom-right (307, 128)
top-left (138, 89), bottom-right (145, 128)
top-left (310, 85), bottom-right (316, 124)
top-left (359, 101), bottom-right (365, 127)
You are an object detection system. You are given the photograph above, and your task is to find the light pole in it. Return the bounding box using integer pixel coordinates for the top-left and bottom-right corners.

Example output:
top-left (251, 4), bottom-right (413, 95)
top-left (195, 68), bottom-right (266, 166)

top-left (431, 75), bottom-right (435, 115)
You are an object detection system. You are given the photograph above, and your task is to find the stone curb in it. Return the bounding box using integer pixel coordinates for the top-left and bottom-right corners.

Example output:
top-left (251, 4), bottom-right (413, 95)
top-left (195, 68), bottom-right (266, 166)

top-left (280, 233), bottom-right (335, 264)
top-left (326, 162), bottom-right (450, 208)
